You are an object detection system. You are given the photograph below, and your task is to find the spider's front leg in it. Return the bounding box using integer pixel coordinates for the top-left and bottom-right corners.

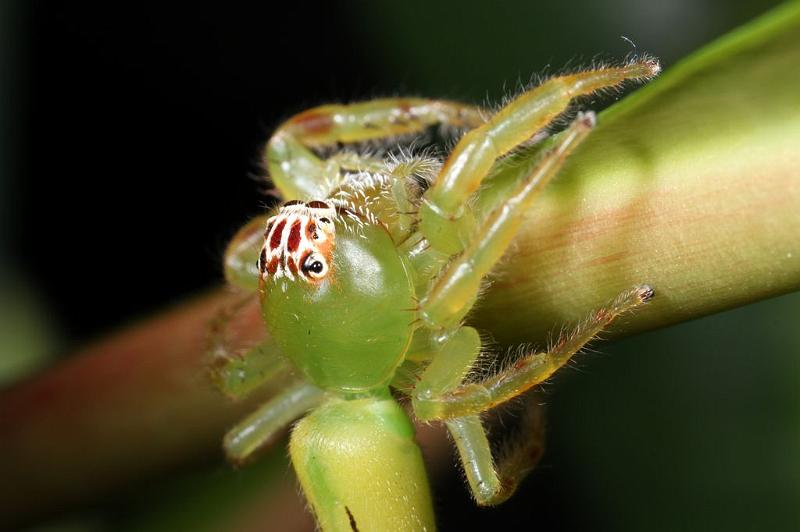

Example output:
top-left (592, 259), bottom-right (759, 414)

top-left (414, 285), bottom-right (653, 505)
top-left (411, 113), bottom-right (601, 420)
top-left (415, 285), bottom-right (655, 421)
top-left (419, 111), bottom-right (597, 329)
top-left (266, 98), bottom-right (484, 199)
top-left (410, 108), bottom-right (655, 504)
top-left (223, 381), bottom-right (324, 463)
top-left (418, 58), bottom-right (660, 254)
top-left (446, 393), bottom-right (546, 505)
top-left (207, 289), bottom-right (325, 463)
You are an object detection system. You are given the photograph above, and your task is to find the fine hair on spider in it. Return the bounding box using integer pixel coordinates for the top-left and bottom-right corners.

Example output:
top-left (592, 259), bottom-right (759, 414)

top-left (216, 54), bottom-right (660, 531)
top-left (496, 52), bottom-right (661, 133)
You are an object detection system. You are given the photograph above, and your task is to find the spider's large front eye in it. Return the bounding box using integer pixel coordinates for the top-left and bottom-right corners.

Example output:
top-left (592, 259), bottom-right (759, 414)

top-left (301, 252), bottom-right (328, 279)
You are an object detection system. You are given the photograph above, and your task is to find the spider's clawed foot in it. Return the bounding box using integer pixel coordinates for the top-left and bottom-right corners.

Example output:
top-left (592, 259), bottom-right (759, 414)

top-left (637, 284), bottom-right (656, 303)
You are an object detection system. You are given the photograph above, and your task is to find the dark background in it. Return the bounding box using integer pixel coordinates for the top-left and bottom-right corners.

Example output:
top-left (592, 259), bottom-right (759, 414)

top-left (2, 1), bottom-right (798, 531)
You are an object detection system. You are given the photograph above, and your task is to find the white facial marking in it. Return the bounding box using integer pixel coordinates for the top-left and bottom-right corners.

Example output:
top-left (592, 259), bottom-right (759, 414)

top-left (258, 200), bottom-right (336, 283)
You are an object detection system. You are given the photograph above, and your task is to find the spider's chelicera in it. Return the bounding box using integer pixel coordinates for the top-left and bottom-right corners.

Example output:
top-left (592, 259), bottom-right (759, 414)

top-left (215, 56), bottom-right (660, 531)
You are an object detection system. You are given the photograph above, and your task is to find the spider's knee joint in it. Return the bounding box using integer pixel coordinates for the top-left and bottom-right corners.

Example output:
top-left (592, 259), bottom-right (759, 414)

top-left (418, 200), bottom-right (474, 255)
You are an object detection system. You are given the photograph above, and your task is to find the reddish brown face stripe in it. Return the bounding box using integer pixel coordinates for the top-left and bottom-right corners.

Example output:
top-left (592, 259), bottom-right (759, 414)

top-left (269, 219), bottom-right (286, 250)
top-left (260, 199), bottom-right (337, 282)
top-left (258, 248), bottom-right (267, 273)
top-left (267, 257), bottom-right (279, 275)
top-left (299, 250), bottom-right (312, 273)
top-left (287, 220), bottom-right (303, 252)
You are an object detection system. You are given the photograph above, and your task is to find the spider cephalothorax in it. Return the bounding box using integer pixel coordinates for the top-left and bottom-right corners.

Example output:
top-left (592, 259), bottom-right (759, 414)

top-left (257, 199), bottom-right (336, 283)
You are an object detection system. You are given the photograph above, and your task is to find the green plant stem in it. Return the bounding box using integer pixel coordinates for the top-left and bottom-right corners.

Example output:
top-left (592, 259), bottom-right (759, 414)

top-left (1, 3), bottom-right (798, 527)
top-left (474, 2), bottom-right (800, 342)
top-left (0, 291), bottom-right (278, 525)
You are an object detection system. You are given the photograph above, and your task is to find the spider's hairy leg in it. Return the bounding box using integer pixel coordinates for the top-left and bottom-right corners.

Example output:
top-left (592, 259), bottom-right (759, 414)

top-left (211, 337), bottom-right (295, 400)
top-left (446, 394), bottom-right (545, 506)
top-left (407, 327), bottom-right (546, 506)
top-left (223, 381), bottom-right (324, 464)
top-left (407, 328), bottom-right (546, 506)
top-left (276, 99), bottom-right (484, 146)
top-left (266, 98), bottom-right (484, 199)
top-left (224, 215), bottom-right (269, 291)
top-left (414, 285), bottom-right (654, 421)
top-left (325, 150), bottom-right (387, 173)
top-left (419, 57), bottom-right (660, 254)
top-left (419, 113), bottom-right (595, 329)
top-left (413, 326), bottom-right (482, 400)
top-left (208, 291), bottom-right (295, 399)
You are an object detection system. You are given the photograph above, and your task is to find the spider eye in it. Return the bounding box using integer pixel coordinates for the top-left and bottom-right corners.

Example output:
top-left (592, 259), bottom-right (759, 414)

top-left (319, 217), bottom-right (331, 224)
top-left (302, 254), bottom-right (327, 278)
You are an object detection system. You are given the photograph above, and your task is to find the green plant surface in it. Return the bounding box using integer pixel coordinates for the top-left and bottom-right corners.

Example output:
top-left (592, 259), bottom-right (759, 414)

top-left (474, 1), bottom-right (800, 343)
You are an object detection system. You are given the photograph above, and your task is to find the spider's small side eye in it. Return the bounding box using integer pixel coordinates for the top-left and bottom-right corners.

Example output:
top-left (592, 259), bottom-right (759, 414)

top-left (307, 261), bottom-right (324, 274)
top-left (319, 217), bottom-right (331, 224)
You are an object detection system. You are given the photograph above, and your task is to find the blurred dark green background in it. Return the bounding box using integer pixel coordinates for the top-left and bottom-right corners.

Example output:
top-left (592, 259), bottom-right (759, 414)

top-left (1, 1), bottom-right (797, 530)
